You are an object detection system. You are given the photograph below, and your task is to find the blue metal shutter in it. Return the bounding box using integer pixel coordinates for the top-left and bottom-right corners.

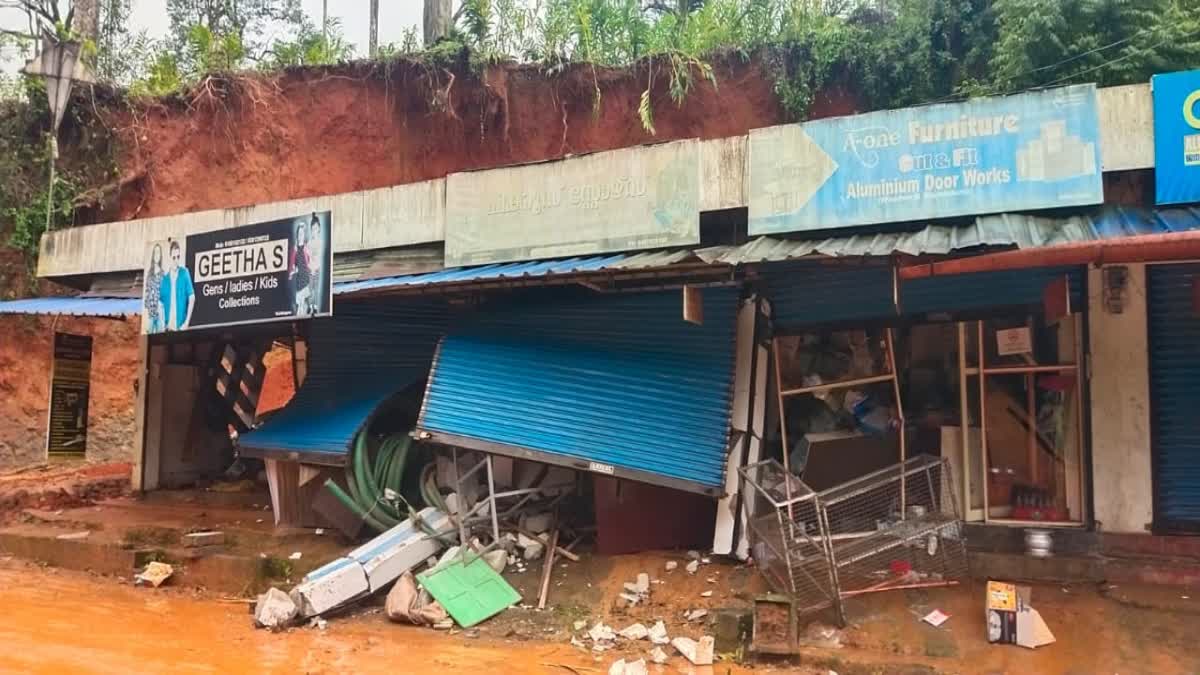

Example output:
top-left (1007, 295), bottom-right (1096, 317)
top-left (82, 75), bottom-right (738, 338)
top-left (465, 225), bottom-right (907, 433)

top-left (417, 288), bottom-right (739, 493)
top-left (1148, 264), bottom-right (1200, 531)
top-left (763, 262), bottom-right (896, 330)
top-left (240, 299), bottom-right (447, 460)
top-left (900, 266), bottom-right (1085, 316)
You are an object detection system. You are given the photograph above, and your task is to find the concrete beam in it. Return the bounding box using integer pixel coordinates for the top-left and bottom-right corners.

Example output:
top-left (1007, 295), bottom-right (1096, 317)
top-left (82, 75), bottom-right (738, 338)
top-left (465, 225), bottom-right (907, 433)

top-left (37, 84), bottom-right (1153, 280)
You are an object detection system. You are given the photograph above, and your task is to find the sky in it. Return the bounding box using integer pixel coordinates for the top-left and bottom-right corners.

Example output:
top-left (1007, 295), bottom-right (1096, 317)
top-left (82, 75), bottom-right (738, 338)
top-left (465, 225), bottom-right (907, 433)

top-left (0, 1), bottom-right (431, 74)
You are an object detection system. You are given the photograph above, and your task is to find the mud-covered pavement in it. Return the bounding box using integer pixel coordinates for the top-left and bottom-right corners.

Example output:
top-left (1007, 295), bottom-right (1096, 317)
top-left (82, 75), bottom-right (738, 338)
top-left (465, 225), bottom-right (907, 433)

top-left (2, 555), bottom-right (1200, 675)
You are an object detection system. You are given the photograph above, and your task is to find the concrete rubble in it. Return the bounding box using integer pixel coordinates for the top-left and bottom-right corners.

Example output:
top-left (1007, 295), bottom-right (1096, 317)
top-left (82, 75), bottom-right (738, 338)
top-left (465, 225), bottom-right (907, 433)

top-left (649, 646), bottom-right (669, 664)
top-left (671, 635), bottom-right (715, 666)
top-left (517, 532), bottom-right (546, 561)
top-left (665, 561), bottom-right (678, 572)
top-left (686, 560), bottom-right (700, 575)
top-left (135, 561), bottom-right (173, 588)
top-left (685, 609), bottom-right (708, 622)
top-left (648, 620), bottom-right (670, 645)
top-left (618, 622), bottom-right (649, 640)
top-left (254, 587), bottom-right (299, 631)
top-left (608, 658), bottom-right (648, 675)
top-left (588, 622), bottom-right (617, 643)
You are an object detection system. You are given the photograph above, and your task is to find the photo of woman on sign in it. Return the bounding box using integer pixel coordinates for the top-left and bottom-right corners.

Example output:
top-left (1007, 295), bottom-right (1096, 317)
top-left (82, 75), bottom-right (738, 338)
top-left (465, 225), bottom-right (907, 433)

top-left (143, 242), bottom-right (165, 333)
top-left (290, 218), bottom-right (313, 316)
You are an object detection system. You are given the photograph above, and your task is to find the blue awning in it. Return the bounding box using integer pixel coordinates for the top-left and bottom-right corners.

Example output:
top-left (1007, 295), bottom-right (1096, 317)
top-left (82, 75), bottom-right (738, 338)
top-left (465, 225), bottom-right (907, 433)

top-left (0, 296), bottom-right (140, 318)
top-left (238, 299), bottom-right (448, 460)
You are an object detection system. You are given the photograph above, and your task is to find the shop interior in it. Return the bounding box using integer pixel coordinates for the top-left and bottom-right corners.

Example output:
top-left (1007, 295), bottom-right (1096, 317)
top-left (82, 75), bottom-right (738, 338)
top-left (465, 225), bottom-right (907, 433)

top-left (767, 306), bottom-right (1086, 527)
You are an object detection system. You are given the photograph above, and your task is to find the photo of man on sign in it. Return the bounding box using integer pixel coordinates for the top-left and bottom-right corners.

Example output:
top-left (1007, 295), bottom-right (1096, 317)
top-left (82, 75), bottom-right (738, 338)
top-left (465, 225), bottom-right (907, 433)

top-left (159, 238), bottom-right (195, 331)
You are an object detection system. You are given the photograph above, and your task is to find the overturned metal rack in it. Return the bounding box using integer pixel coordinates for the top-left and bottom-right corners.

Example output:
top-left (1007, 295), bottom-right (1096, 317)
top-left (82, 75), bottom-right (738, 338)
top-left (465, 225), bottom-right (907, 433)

top-left (741, 455), bottom-right (968, 626)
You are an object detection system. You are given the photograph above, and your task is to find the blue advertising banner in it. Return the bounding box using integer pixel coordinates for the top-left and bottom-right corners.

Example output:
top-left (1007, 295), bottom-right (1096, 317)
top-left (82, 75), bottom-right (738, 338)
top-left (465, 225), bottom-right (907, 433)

top-left (1153, 69), bottom-right (1200, 205)
top-left (749, 85), bottom-right (1104, 235)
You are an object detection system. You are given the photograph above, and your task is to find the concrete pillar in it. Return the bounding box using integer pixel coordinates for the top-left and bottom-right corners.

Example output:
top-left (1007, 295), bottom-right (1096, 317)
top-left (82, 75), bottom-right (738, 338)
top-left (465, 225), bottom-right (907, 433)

top-left (1088, 263), bottom-right (1153, 533)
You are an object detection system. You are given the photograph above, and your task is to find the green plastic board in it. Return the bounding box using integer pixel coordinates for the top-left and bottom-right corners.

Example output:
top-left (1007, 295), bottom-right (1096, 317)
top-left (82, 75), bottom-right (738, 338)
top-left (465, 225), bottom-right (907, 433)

top-left (417, 554), bottom-right (522, 628)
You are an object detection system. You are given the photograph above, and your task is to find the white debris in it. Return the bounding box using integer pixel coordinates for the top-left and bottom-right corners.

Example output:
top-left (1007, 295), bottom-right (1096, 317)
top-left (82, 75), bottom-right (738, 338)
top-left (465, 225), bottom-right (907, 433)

top-left (573, 619), bottom-right (588, 631)
top-left (619, 623), bottom-right (649, 640)
top-left (685, 560), bottom-right (700, 575)
top-left (571, 636), bottom-right (586, 649)
top-left (706, 577), bottom-right (717, 584)
top-left (685, 609), bottom-right (708, 622)
top-left (650, 646), bottom-right (669, 664)
top-left (135, 561), bottom-right (174, 588)
top-left (624, 582), bottom-right (641, 594)
top-left (609, 658), bottom-right (648, 675)
top-left (588, 622), bottom-right (617, 642)
top-left (308, 616), bottom-right (328, 631)
top-left (701, 557), bottom-right (711, 564)
top-left (437, 545), bottom-right (462, 567)
top-left (671, 636), bottom-right (715, 666)
top-left (687, 550), bottom-right (701, 560)
top-left (521, 512), bottom-right (554, 534)
top-left (618, 592), bottom-right (642, 606)
top-left (516, 533), bottom-right (545, 561)
top-left (288, 551), bottom-right (303, 560)
top-left (635, 573), bottom-right (650, 594)
top-left (482, 549), bottom-right (509, 574)
top-left (56, 531), bottom-right (90, 540)
top-left (700, 590), bottom-right (713, 598)
top-left (254, 587), bottom-right (298, 630)
top-left (665, 561), bottom-right (678, 572)
top-left (648, 620), bottom-right (670, 645)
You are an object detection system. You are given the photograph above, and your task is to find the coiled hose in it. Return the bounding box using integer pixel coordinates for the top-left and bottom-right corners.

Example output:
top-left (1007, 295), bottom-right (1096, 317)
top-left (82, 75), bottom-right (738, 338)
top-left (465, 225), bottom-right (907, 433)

top-left (323, 429), bottom-right (436, 533)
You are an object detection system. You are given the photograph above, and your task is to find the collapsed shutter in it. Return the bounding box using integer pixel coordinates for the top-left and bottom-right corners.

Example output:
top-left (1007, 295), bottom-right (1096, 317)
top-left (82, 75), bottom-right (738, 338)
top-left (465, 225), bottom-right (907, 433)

top-left (417, 288), bottom-right (739, 494)
top-left (764, 262), bottom-right (896, 331)
top-left (240, 299), bottom-right (447, 461)
top-left (901, 266), bottom-right (1085, 316)
top-left (1148, 263), bottom-right (1200, 532)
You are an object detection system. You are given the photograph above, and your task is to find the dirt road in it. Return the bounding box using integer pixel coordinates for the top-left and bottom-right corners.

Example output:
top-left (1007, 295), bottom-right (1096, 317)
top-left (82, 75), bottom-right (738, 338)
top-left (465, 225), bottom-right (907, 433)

top-left (0, 559), bottom-right (609, 675)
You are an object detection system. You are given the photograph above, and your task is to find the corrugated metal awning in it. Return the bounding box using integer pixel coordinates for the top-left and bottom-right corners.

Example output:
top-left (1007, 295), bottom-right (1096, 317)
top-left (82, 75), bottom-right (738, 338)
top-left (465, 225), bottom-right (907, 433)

top-left (0, 296), bottom-right (140, 318)
top-left (702, 206), bottom-right (1200, 264)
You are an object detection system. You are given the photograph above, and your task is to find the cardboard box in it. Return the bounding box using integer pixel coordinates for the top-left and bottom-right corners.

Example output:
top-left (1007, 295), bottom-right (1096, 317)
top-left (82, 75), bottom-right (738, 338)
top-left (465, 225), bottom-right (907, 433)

top-left (985, 580), bottom-right (1055, 649)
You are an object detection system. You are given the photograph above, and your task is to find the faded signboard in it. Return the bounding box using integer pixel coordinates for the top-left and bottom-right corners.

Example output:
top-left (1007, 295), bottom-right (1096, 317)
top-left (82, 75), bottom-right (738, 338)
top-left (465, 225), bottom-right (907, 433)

top-left (47, 332), bottom-right (92, 458)
top-left (750, 85), bottom-right (1104, 235)
top-left (445, 140), bottom-right (700, 267)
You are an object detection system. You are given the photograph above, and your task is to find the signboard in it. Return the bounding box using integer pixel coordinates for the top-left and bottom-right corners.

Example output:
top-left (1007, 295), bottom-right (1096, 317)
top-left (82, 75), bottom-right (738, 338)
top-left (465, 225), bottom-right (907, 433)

top-left (996, 327), bottom-right (1033, 356)
top-left (1152, 69), bottom-right (1200, 205)
top-left (47, 332), bottom-right (92, 457)
top-left (445, 140), bottom-right (700, 267)
top-left (749, 85), bottom-right (1104, 235)
top-left (142, 212), bottom-right (332, 334)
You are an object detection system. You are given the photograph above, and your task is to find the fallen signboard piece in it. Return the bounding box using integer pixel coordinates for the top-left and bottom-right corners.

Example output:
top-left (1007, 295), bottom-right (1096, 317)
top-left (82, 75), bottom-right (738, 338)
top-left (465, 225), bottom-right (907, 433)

top-left (417, 552), bottom-right (521, 628)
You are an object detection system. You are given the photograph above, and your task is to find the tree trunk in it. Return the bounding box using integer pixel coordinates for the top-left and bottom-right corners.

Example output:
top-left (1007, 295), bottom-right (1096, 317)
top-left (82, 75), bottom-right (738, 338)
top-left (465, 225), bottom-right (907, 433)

top-left (73, 0), bottom-right (101, 42)
top-left (369, 0), bottom-right (379, 57)
top-left (423, 0), bottom-right (452, 47)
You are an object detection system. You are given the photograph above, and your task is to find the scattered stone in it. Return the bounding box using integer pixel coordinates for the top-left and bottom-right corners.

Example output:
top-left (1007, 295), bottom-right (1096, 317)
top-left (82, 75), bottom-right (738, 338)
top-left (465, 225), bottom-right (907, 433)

top-left (634, 573), bottom-right (650, 594)
top-left (701, 557), bottom-right (711, 564)
top-left (571, 636), bottom-right (586, 649)
top-left (700, 590), bottom-right (713, 598)
top-left (799, 622), bottom-right (844, 649)
top-left (315, 528), bottom-right (324, 535)
top-left (665, 561), bottom-right (678, 572)
top-left (588, 622), bottom-right (617, 642)
top-left (650, 646), bottom-right (669, 664)
top-left (648, 620), bottom-right (670, 645)
top-left (618, 592), bottom-right (642, 606)
top-left (685, 609), bottom-right (708, 622)
top-left (288, 551), bottom-right (303, 560)
top-left (619, 623), bottom-right (649, 640)
top-left (55, 531), bottom-right (90, 540)
top-left (685, 560), bottom-right (700, 575)
top-left (706, 577), bottom-right (717, 584)
top-left (482, 549), bottom-right (509, 574)
top-left (521, 512), bottom-right (554, 534)
top-left (623, 582), bottom-right (641, 594)
top-left (687, 550), bottom-right (701, 560)
top-left (308, 616), bottom-right (328, 631)
top-left (183, 531), bottom-right (225, 547)
top-left (135, 561), bottom-right (174, 588)
top-left (573, 619), bottom-right (588, 631)
top-left (517, 533), bottom-right (545, 561)
top-left (671, 636), bottom-right (715, 666)
top-left (254, 587), bottom-right (298, 630)
top-left (609, 658), bottom-right (648, 675)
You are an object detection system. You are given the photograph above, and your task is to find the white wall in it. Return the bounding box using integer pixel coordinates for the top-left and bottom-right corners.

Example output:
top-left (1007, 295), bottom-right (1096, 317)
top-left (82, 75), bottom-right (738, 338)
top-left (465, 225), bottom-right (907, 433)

top-left (1088, 263), bottom-right (1154, 533)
